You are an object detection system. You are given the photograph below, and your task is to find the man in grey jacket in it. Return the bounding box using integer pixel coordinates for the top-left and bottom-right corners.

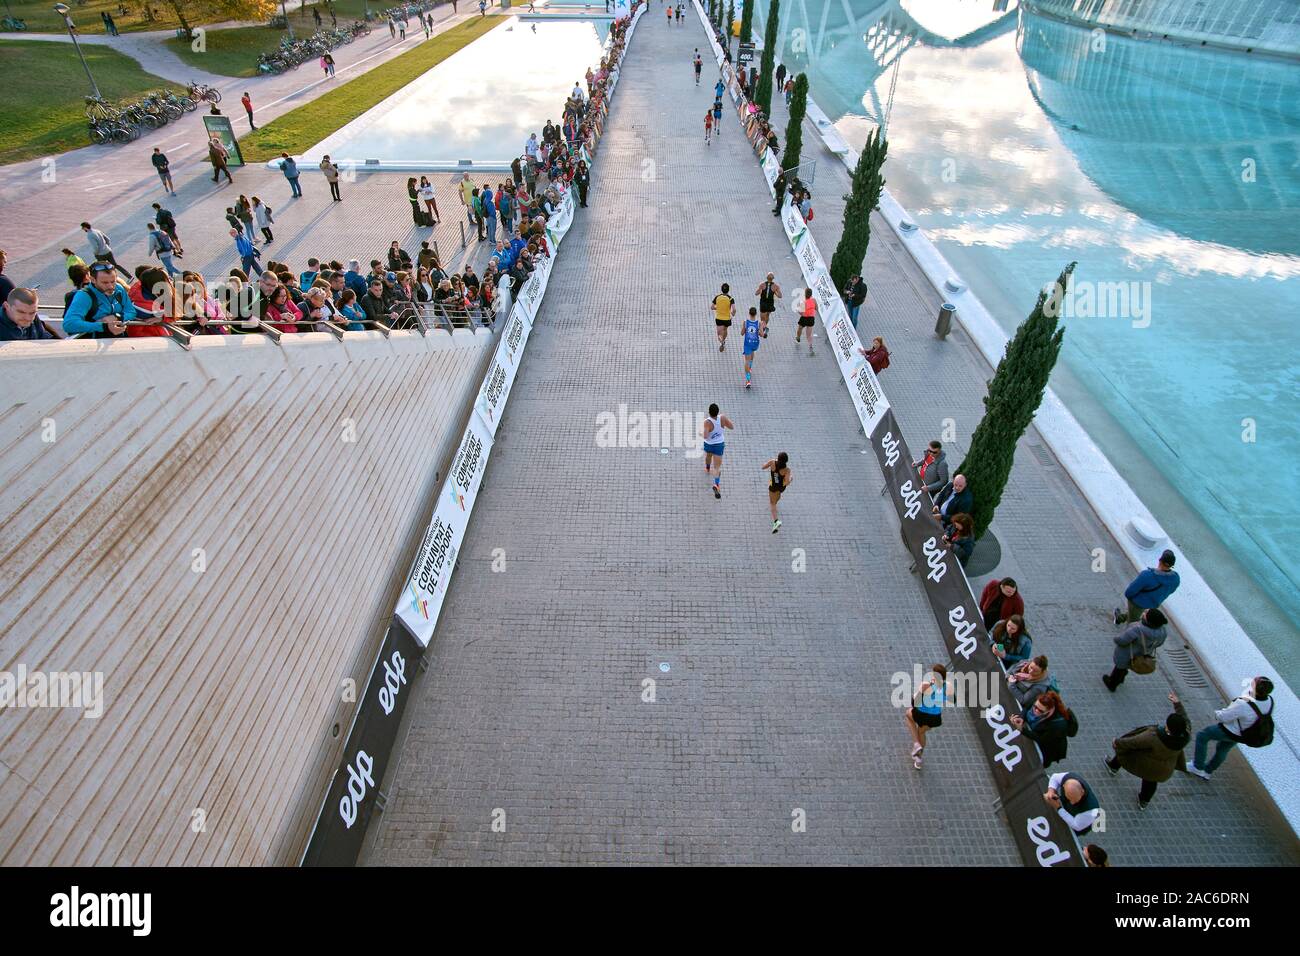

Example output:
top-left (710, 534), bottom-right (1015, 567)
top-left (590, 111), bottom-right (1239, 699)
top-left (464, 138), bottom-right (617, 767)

top-left (279, 153), bottom-right (303, 198)
top-left (80, 221), bottom-right (125, 272)
top-left (912, 441), bottom-right (949, 497)
top-left (1102, 608), bottom-right (1167, 691)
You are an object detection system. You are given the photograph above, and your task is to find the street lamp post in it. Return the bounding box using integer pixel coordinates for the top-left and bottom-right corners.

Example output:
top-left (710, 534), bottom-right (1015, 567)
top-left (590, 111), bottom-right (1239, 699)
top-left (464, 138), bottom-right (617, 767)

top-left (53, 3), bottom-right (102, 101)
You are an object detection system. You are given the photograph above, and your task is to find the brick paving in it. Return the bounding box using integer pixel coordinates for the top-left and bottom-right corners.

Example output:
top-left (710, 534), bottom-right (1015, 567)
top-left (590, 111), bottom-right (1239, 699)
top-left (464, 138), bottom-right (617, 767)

top-left (358, 10), bottom-right (1300, 865)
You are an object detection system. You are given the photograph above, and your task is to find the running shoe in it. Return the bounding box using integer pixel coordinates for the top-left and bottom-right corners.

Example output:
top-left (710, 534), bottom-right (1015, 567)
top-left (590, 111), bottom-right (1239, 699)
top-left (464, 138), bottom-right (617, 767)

top-left (912, 754), bottom-right (923, 770)
top-left (713, 485), bottom-right (721, 499)
top-left (771, 519), bottom-right (781, 533)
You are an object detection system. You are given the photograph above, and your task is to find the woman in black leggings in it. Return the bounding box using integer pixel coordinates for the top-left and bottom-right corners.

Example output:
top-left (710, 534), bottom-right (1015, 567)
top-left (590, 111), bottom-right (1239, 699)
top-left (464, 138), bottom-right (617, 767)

top-left (761, 452), bottom-right (792, 533)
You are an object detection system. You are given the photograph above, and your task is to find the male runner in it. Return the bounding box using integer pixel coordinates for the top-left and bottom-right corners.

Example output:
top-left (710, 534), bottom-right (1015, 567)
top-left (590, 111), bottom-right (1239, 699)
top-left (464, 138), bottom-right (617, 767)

top-left (712, 98), bottom-right (723, 136)
top-left (796, 287), bottom-right (816, 355)
top-left (761, 452), bottom-right (792, 532)
top-left (754, 273), bottom-right (782, 338)
top-left (704, 110), bottom-right (713, 145)
top-left (701, 403), bottom-right (734, 499)
top-left (712, 282), bottom-right (735, 351)
top-left (693, 51), bottom-right (702, 85)
top-left (741, 307), bottom-right (761, 388)
top-left (714, 78), bottom-right (725, 100)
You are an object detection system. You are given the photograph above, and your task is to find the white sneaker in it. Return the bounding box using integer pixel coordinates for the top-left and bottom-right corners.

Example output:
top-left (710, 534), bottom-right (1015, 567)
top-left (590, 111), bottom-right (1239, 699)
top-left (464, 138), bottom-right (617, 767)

top-left (1186, 764), bottom-right (1212, 780)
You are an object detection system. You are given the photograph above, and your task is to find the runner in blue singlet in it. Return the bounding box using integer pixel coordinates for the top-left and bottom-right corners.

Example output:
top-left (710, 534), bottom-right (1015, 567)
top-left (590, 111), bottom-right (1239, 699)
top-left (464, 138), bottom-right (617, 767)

top-left (700, 402), bottom-right (733, 499)
top-left (741, 306), bottom-right (761, 388)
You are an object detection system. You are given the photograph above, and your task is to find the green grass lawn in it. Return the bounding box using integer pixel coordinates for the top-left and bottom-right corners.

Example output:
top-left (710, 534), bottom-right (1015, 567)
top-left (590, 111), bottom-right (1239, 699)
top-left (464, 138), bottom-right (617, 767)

top-left (1, 0), bottom-right (376, 36)
top-left (0, 39), bottom-right (184, 164)
top-left (240, 13), bottom-right (497, 161)
top-left (163, 22), bottom-right (286, 77)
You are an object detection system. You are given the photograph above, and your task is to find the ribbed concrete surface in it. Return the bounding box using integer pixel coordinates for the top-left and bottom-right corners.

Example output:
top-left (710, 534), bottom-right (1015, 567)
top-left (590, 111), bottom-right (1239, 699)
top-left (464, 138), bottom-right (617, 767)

top-left (0, 329), bottom-right (492, 864)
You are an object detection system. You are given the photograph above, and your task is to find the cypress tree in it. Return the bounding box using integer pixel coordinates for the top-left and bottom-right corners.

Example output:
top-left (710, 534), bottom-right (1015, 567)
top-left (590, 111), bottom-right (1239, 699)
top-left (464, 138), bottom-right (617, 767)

top-left (829, 126), bottom-right (889, 292)
top-left (726, 1), bottom-right (735, 51)
top-left (782, 73), bottom-right (808, 174)
top-left (956, 263), bottom-right (1072, 538)
top-left (740, 0), bottom-right (754, 44)
top-left (754, 0), bottom-right (780, 115)
top-left (709, 0), bottom-right (717, 26)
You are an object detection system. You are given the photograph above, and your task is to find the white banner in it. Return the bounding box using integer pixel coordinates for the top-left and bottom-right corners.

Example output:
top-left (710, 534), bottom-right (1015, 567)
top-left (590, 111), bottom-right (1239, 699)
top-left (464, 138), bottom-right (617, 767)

top-left (474, 305), bottom-right (533, 436)
top-left (761, 149), bottom-right (780, 197)
top-left (396, 413), bottom-right (494, 647)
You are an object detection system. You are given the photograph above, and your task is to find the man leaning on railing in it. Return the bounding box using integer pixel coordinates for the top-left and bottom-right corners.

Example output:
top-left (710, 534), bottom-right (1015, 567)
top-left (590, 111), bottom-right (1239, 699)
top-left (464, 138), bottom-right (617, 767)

top-left (0, 287), bottom-right (56, 342)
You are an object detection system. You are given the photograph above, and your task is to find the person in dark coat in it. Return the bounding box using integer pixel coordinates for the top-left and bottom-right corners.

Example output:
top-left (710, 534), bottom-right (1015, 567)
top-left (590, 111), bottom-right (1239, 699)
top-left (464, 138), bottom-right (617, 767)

top-left (1104, 693), bottom-right (1190, 809)
top-left (1010, 690), bottom-right (1076, 767)
top-left (1103, 608), bottom-right (1168, 691)
top-left (932, 474), bottom-right (972, 534)
top-left (980, 577), bottom-right (1025, 630)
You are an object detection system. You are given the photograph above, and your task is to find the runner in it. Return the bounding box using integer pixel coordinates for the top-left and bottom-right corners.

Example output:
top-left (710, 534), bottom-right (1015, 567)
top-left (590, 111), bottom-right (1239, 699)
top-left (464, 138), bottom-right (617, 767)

top-left (667, 4), bottom-right (672, 24)
top-left (700, 403), bottom-right (734, 499)
top-left (904, 664), bottom-right (949, 769)
top-left (741, 306), bottom-right (761, 388)
top-left (714, 77), bottom-right (725, 100)
top-left (761, 452), bottom-right (792, 532)
top-left (676, 4), bottom-right (683, 23)
top-left (711, 282), bottom-right (735, 351)
top-left (704, 110), bottom-right (713, 145)
top-left (712, 98), bottom-right (723, 136)
top-left (754, 272), bottom-right (782, 338)
top-left (795, 287), bottom-right (816, 355)
top-left (693, 51), bottom-right (702, 86)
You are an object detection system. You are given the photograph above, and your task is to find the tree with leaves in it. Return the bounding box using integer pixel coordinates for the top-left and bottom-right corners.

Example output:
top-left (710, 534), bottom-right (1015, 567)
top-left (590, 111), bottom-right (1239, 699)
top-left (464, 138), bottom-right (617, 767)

top-left (829, 126), bottom-right (889, 293)
top-left (164, 0), bottom-right (275, 37)
top-left (956, 263), bottom-right (1072, 538)
top-left (782, 73), bottom-right (808, 174)
top-left (754, 0), bottom-right (780, 115)
top-left (740, 0), bottom-right (754, 44)
top-left (726, 2), bottom-right (735, 52)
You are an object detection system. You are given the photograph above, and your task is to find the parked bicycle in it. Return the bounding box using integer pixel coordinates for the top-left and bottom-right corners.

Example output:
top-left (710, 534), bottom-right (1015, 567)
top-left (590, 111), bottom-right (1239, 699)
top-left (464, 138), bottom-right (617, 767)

top-left (188, 80), bottom-right (222, 105)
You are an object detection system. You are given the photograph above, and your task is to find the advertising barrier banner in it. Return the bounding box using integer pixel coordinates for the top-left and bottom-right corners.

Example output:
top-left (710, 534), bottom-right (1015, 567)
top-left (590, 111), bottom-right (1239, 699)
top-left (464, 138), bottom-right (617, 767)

top-left (761, 149), bottom-right (780, 196)
top-left (475, 305), bottom-right (533, 436)
top-left (868, 410), bottom-right (1083, 866)
top-left (301, 621), bottom-right (421, 866)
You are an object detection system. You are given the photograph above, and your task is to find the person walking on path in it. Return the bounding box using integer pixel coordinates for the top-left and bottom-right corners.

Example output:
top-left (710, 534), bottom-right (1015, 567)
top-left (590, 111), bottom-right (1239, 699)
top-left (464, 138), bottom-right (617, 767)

top-left (321, 156), bottom-right (342, 201)
top-left (279, 153), bottom-right (303, 198)
top-left (754, 273), bottom-right (781, 337)
top-left (1104, 692), bottom-right (1190, 809)
top-left (146, 222), bottom-right (179, 278)
top-left (151, 148), bottom-right (176, 195)
top-left (241, 92), bottom-right (257, 130)
top-left (208, 136), bottom-right (234, 184)
top-left (1188, 676), bottom-right (1276, 779)
top-left (322, 52), bottom-right (336, 77)
top-left (1113, 549), bottom-right (1180, 625)
top-left (482, 183), bottom-right (497, 243)
top-left (1044, 772), bottom-right (1103, 835)
top-left (700, 403), bottom-right (733, 500)
top-left (252, 196), bottom-right (274, 243)
top-left (903, 663), bottom-right (947, 770)
top-left (80, 222), bottom-right (126, 273)
top-left (1102, 608), bottom-right (1167, 692)
top-left (796, 287), bottom-right (816, 355)
top-left (842, 274), bottom-right (867, 327)
top-left (574, 161), bottom-right (591, 208)
top-left (711, 282), bottom-right (735, 351)
top-left (479, 0), bottom-right (486, 16)
top-left (775, 62), bottom-right (787, 92)
top-left (762, 451), bottom-right (791, 533)
top-left (235, 194), bottom-right (257, 245)
top-left (741, 306), bottom-right (761, 388)
top-left (151, 203), bottom-right (183, 257)
top-left (389, 16), bottom-right (397, 38)
top-left (232, 229), bottom-right (262, 278)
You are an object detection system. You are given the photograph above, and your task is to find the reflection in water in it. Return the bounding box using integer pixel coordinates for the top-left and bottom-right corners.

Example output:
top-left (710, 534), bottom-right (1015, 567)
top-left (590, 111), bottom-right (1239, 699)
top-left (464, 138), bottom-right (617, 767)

top-left (319, 18), bottom-right (608, 164)
top-left (758, 0), bottom-right (1300, 676)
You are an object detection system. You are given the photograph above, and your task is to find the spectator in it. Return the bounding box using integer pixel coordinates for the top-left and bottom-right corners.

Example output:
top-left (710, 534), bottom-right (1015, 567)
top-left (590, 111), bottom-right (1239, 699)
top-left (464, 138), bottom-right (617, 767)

top-left (359, 279), bottom-right (389, 325)
top-left (387, 241), bottom-right (412, 273)
top-left (279, 153), bottom-right (303, 198)
top-left (63, 262), bottom-right (132, 337)
top-left (1114, 549), bottom-right (1180, 625)
top-left (61, 248), bottom-right (86, 271)
top-left (932, 474), bottom-right (971, 531)
top-left (1007, 654), bottom-right (1053, 709)
top-left (231, 229), bottom-right (261, 278)
top-left (80, 222), bottom-right (126, 272)
top-left (146, 223), bottom-right (179, 278)
top-left (1102, 608), bottom-right (1167, 692)
top-left (1083, 844), bottom-right (1109, 867)
top-left (320, 156), bottom-right (342, 201)
top-left (418, 176), bottom-right (440, 223)
top-left (389, 271), bottom-right (417, 328)
top-left (252, 196), bottom-right (274, 243)
top-left (151, 203), bottom-right (183, 256)
top-left (65, 263), bottom-right (90, 310)
top-left (301, 258), bottom-right (321, 291)
top-left (1188, 676), bottom-right (1276, 779)
top-left (0, 287), bottom-right (54, 341)
top-left (178, 272), bottom-right (228, 334)
top-left (912, 440), bottom-right (948, 497)
top-left (857, 336), bottom-right (890, 374)
top-left (208, 135), bottom-right (234, 184)
top-left (1104, 692), bottom-right (1191, 809)
top-left (941, 513), bottom-right (975, 567)
top-left (344, 260), bottom-right (367, 298)
top-left (979, 577), bottom-right (1024, 630)
top-left (842, 276), bottom-right (867, 327)
top-left (151, 147), bottom-right (175, 195)
top-left (338, 289), bottom-right (365, 331)
top-left (1010, 689), bottom-right (1076, 767)
top-left (302, 286), bottom-right (338, 331)
top-left (260, 284), bottom-right (301, 333)
top-left (990, 614), bottom-right (1032, 667)
top-left (1043, 772), bottom-right (1102, 835)
top-left (126, 266), bottom-right (177, 337)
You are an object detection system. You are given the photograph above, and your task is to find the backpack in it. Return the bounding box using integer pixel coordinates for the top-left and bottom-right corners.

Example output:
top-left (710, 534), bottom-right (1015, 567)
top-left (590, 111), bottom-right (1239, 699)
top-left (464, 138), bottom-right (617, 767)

top-left (1236, 700), bottom-right (1275, 748)
top-left (153, 231), bottom-right (173, 253)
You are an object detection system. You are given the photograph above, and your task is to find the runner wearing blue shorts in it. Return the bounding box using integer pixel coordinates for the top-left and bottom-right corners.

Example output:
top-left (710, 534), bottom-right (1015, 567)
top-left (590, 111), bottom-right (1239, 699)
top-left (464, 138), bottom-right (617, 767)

top-left (700, 402), bottom-right (734, 500)
top-left (741, 307), bottom-right (761, 388)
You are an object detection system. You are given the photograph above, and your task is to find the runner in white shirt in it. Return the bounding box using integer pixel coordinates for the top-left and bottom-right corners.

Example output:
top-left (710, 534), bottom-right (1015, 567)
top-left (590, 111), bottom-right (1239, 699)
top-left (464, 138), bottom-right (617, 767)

top-left (700, 402), bottom-right (734, 499)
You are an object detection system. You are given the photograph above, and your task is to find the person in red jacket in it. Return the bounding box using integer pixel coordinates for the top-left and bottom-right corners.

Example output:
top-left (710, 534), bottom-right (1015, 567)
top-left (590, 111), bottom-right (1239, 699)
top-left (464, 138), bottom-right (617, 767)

top-left (859, 335), bottom-right (890, 374)
top-left (979, 577), bottom-right (1024, 631)
top-left (126, 267), bottom-right (176, 337)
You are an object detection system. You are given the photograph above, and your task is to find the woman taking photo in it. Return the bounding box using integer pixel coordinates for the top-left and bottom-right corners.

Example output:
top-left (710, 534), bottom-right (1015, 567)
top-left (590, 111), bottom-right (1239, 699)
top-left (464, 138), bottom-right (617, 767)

top-left (990, 614), bottom-right (1032, 668)
top-left (179, 272), bottom-right (228, 334)
top-left (387, 240), bottom-right (412, 273)
top-left (261, 284), bottom-right (301, 333)
top-left (1009, 690), bottom-right (1076, 767)
top-left (418, 176), bottom-right (440, 224)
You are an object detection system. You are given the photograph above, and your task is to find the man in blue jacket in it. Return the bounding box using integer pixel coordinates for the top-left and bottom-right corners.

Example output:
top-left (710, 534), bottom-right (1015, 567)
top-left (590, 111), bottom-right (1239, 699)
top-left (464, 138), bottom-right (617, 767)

top-left (62, 262), bottom-right (133, 337)
top-left (1114, 549), bottom-right (1180, 625)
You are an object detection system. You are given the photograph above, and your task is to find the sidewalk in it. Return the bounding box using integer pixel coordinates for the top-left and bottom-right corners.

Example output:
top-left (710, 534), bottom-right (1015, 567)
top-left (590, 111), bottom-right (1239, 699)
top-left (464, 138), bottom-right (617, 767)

top-left (0, 7), bottom-right (486, 259)
top-left (360, 12), bottom-right (1298, 864)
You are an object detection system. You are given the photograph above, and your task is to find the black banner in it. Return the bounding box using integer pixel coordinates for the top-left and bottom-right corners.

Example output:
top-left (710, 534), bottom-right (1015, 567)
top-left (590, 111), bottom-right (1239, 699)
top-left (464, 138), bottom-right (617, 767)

top-left (737, 42), bottom-right (755, 69)
top-left (301, 620), bottom-right (422, 866)
top-left (869, 409), bottom-right (1083, 866)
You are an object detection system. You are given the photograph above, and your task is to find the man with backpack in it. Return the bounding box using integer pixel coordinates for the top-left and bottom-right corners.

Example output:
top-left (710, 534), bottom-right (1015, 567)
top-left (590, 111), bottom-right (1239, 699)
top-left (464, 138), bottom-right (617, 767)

top-left (1188, 676), bottom-right (1275, 778)
top-left (1102, 607), bottom-right (1167, 691)
top-left (146, 222), bottom-right (179, 278)
top-left (62, 262), bottom-right (134, 337)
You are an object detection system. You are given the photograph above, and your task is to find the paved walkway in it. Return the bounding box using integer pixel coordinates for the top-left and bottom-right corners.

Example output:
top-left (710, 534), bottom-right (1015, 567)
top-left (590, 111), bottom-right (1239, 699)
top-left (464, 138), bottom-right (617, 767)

top-left (359, 11), bottom-right (1300, 865)
top-left (0, 7), bottom-right (487, 256)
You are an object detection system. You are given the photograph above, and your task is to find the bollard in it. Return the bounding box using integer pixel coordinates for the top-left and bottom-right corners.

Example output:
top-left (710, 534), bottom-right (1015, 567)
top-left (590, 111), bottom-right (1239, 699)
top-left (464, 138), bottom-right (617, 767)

top-left (935, 302), bottom-right (956, 339)
top-left (459, 220), bottom-right (467, 249)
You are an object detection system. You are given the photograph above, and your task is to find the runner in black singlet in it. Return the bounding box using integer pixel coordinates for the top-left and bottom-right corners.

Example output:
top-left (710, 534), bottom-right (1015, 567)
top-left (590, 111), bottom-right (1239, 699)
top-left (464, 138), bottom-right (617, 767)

top-left (761, 451), bottom-right (792, 532)
top-left (755, 273), bottom-right (782, 338)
